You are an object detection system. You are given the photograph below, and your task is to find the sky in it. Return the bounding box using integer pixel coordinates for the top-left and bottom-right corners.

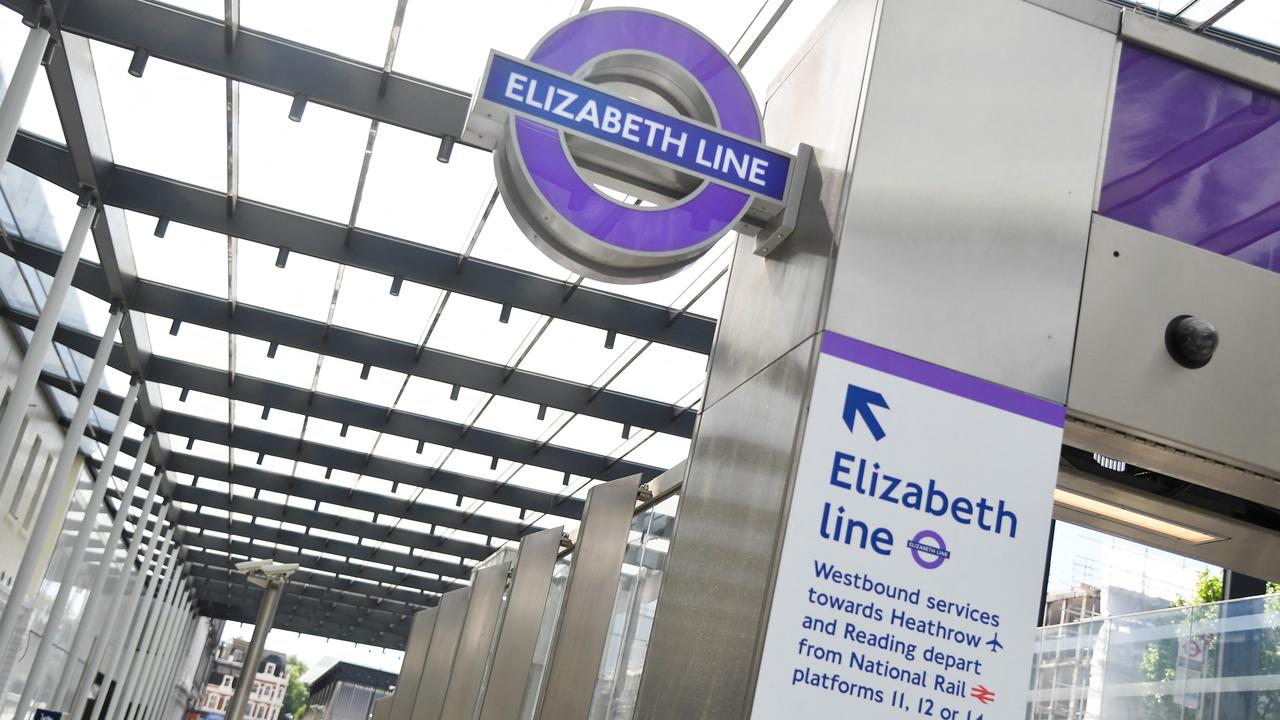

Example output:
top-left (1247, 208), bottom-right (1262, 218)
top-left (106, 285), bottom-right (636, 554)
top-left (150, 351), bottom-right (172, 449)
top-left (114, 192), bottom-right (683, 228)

top-left (1046, 520), bottom-right (1218, 603)
top-left (2, 0), bottom-right (1274, 680)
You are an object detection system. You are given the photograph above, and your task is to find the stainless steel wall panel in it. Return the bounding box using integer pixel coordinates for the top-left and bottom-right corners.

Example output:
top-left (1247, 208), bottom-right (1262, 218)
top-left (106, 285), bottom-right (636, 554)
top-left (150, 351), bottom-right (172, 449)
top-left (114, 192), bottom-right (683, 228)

top-left (704, 0), bottom-right (876, 409)
top-left (476, 528), bottom-right (562, 720)
top-left (1068, 215), bottom-right (1280, 479)
top-left (825, 0), bottom-right (1117, 403)
top-left (390, 609), bottom-right (437, 720)
top-left (440, 562), bottom-right (511, 720)
top-left (534, 474), bottom-right (642, 719)
top-left (412, 588), bottom-right (471, 720)
top-left (634, 338), bottom-right (818, 719)
top-left (372, 696), bottom-right (394, 720)
top-left (1024, 0), bottom-right (1121, 32)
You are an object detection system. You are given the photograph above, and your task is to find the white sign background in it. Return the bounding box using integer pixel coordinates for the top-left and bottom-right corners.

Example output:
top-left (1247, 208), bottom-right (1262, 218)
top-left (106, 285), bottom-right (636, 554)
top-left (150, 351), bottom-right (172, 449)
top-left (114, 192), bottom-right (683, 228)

top-left (750, 332), bottom-right (1064, 719)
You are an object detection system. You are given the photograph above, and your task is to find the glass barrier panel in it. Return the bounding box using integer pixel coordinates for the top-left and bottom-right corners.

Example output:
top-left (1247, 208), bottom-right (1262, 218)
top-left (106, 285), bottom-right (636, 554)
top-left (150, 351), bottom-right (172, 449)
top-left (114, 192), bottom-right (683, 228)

top-left (1028, 593), bottom-right (1280, 719)
top-left (589, 495), bottom-right (679, 719)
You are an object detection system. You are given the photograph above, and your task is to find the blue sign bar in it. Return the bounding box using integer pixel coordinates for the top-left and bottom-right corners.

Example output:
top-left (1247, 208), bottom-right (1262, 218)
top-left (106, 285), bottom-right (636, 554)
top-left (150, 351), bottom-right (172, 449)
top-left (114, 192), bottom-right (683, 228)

top-left (482, 53), bottom-right (791, 202)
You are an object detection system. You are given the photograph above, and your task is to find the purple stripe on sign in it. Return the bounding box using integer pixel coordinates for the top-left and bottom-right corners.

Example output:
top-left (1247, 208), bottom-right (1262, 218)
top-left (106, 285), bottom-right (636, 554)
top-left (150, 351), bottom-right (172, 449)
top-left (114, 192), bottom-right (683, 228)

top-left (820, 332), bottom-right (1066, 428)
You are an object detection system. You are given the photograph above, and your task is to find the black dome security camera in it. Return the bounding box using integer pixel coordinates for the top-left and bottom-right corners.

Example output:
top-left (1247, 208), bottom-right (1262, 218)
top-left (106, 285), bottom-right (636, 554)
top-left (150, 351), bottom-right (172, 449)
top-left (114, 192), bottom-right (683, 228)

top-left (1165, 315), bottom-right (1219, 369)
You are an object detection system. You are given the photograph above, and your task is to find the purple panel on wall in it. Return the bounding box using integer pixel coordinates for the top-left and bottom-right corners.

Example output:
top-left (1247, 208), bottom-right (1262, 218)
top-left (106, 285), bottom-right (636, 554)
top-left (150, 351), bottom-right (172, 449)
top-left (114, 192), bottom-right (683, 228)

top-left (1100, 44), bottom-right (1280, 274)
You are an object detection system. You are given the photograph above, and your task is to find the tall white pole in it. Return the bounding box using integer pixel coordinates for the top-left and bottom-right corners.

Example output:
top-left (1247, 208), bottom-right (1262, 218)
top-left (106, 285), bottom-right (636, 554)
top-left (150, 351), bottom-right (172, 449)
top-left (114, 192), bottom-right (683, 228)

top-left (0, 301), bottom-right (121, 682)
top-left (139, 593), bottom-right (191, 720)
top-left (0, 17), bottom-right (50, 168)
top-left (131, 563), bottom-right (186, 720)
top-left (149, 606), bottom-right (195, 720)
top-left (52, 425), bottom-right (153, 709)
top-left (93, 526), bottom-right (173, 720)
top-left (133, 581), bottom-right (184, 720)
top-left (150, 606), bottom-right (197, 720)
top-left (16, 382), bottom-right (143, 718)
top-left (109, 540), bottom-right (181, 720)
top-left (0, 200), bottom-right (97, 500)
top-left (69, 483), bottom-right (161, 720)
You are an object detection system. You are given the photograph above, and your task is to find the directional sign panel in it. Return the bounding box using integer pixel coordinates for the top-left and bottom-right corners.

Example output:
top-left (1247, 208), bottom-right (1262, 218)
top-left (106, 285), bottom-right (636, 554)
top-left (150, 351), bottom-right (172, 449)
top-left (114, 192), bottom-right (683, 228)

top-left (750, 331), bottom-right (1064, 719)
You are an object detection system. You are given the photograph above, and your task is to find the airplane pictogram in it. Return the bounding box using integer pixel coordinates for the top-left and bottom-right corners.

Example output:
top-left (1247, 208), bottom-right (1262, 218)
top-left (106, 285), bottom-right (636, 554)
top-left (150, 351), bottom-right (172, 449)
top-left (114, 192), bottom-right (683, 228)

top-left (971, 685), bottom-right (996, 705)
top-left (985, 633), bottom-right (1003, 653)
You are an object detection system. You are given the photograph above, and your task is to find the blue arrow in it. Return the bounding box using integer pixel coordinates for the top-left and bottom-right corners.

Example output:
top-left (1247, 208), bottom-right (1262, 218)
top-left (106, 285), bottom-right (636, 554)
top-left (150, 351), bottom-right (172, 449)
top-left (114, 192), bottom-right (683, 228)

top-left (842, 384), bottom-right (889, 441)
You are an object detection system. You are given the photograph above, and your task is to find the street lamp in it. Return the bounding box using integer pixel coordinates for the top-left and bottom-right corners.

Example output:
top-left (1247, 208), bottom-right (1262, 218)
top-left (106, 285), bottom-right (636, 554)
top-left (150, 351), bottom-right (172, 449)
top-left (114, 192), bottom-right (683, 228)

top-left (224, 559), bottom-right (299, 720)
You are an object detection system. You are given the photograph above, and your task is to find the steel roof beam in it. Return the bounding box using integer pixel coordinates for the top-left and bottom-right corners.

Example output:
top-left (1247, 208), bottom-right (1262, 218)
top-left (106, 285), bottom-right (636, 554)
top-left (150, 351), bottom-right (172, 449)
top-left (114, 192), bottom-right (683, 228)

top-left (189, 536), bottom-right (460, 596)
top-left (196, 588), bottom-right (410, 649)
top-left (3, 235), bottom-right (696, 437)
top-left (100, 462), bottom-right (501, 563)
top-left (17, 0), bottom-right (473, 143)
top-left (186, 546), bottom-right (444, 605)
top-left (8, 132), bottom-right (717, 357)
top-left (174, 515), bottom-right (465, 589)
top-left (7, 307), bottom-right (660, 482)
top-left (188, 564), bottom-right (420, 625)
top-left (23, 16), bottom-right (172, 470)
top-left (201, 595), bottom-right (410, 648)
top-left (174, 509), bottom-right (476, 582)
top-left (189, 565), bottom-right (423, 622)
top-left (61, 381), bottom-right (582, 529)
top-left (153, 407), bottom-right (574, 530)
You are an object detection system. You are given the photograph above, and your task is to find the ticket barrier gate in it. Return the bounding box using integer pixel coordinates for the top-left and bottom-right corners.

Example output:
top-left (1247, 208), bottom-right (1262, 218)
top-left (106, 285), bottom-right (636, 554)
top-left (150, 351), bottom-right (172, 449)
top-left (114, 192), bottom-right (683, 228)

top-left (377, 466), bottom-right (679, 720)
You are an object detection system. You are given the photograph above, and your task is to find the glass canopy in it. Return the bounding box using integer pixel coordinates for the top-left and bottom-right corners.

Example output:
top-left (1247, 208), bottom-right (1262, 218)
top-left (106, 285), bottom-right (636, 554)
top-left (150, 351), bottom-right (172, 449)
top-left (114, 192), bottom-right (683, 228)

top-left (0, 0), bottom-right (1275, 649)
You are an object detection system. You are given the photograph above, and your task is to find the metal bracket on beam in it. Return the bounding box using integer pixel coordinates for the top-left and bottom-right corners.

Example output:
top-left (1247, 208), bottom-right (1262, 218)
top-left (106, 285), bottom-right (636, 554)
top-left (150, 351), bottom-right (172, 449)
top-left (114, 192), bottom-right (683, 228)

top-left (635, 483), bottom-right (654, 504)
top-left (437, 135), bottom-right (455, 163)
top-left (22, 0), bottom-right (51, 29)
top-left (288, 93), bottom-right (307, 122)
top-left (75, 185), bottom-right (98, 208)
top-left (128, 47), bottom-right (149, 77)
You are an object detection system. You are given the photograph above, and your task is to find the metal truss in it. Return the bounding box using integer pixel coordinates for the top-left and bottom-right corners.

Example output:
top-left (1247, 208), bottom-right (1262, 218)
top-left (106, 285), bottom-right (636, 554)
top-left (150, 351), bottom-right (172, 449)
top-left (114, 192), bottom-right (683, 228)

top-left (8, 133), bottom-right (716, 356)
top-left (5, 307), bottom-right (662, 482)
top-left (2, 234), bottom-right (698, 437)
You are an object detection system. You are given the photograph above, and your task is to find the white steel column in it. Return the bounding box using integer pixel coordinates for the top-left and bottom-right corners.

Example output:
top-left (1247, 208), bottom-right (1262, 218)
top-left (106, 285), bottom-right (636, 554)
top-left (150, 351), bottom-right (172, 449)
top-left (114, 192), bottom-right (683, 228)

top-left (149, 606), bottom-right (195, 720)
top-left (149, 606), bottom-right (197, 720)
top-left (0, 300), bottom-right (120, 681)
top-left (69, 484), bottom-right (162, 720)
top-left (0, 200), bottom-right (98, 492)
top-left (139, 593), bottom-right (190, 720)
top-left (133, 581), bottom-right (184, 720)
top-left (139, 599), bottom-right (185, 720)
top-left (94, 526), bottom-right (173, 720)
top-left (53, 426), bottom-right (154, 709)
top-left (0, 13), bottom-right (50, 167)
top-left (140, 573), bottom-right (187, 720)
top-left (110, 540), bottom-right (181, 720)
top-left (16, 383), bottom-right (145, 718)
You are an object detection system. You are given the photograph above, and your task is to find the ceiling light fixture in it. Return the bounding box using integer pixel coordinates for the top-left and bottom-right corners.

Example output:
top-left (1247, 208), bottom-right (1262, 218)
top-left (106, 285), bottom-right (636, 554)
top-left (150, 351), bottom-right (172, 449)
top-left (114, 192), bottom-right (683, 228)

top-left (1053, 489), bottom-right (1223, 544)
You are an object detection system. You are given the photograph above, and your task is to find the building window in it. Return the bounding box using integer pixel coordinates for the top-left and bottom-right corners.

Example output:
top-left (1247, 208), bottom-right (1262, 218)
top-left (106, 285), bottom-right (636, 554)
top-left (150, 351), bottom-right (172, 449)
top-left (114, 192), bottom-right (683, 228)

top-left (223, 676), bottom-right (233, 688)
top-left (265, 662), bottom-right (276, 675)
